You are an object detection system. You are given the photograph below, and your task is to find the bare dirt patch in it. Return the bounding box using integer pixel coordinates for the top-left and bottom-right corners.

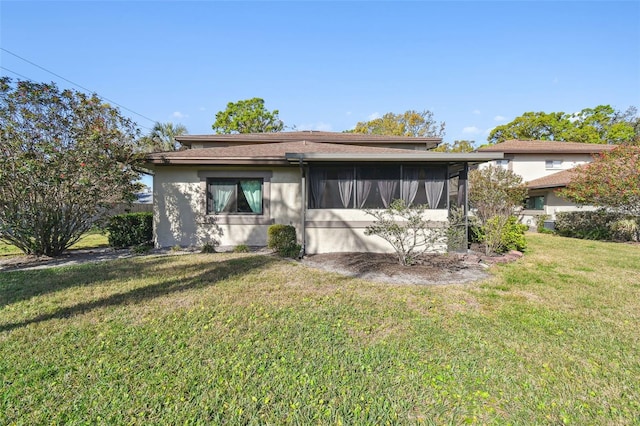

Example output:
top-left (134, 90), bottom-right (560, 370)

top-left (301, 252), bottom-right (494, 285)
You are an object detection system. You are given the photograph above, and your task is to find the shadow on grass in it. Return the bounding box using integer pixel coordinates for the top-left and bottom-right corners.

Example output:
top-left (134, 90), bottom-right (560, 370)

top-left (1, 256), bottom-right (175, 308)
top-left (0, 255), bottom-right (277, 333)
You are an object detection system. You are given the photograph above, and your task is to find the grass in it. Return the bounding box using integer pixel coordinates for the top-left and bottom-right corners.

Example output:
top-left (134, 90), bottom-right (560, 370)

top-left (1, 234), bottom-right (639, 424)
top-left (0, 230), bottom-right (109, 256)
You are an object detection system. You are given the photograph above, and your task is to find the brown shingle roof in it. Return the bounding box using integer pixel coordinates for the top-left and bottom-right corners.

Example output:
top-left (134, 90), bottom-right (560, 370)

top-left (478, 139), bottom-right (616, 154)
top-left (176, 131), bottom-right (441, 145)
top-left (146, 140), bottom-right (424, 165)
top-left (526, 168), bottom-right (580, 189)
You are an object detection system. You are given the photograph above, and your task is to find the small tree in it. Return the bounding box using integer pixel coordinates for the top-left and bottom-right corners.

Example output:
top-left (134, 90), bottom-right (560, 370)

top-left (212, 98), bottom-right (284, 134)
top-left (558, 145), bottom-right (640, 216)
top-left (0, 78), bottom-right (142, 256)
top-left (469, 165), bottom-right (528, 225)
top-left (364, 199), bottom-right (446, 266)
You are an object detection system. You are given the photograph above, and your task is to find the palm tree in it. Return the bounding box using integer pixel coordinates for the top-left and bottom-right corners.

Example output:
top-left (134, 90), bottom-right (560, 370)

top-left (141, 122), bottom-right (188, 152)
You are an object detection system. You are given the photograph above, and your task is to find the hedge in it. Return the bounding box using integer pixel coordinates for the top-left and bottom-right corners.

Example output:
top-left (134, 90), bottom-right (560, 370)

top-left (107, 212), bottom-right (153, 248)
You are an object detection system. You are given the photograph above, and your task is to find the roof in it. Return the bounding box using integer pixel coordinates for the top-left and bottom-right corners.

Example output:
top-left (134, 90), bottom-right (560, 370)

top-left (146, 140), bottom-right (502, 166)
top-left (175, 131), bottom-right (441, 147)
top-left (477, 139), bottom-right (617, 154)
top-left (526, 168), bottom-right (580, 189)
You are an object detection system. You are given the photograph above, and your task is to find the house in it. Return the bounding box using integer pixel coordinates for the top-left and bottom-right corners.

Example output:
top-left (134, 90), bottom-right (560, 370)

top-left (477, 140), bottom-right (615, 225)
top-left (145, 131), bottom-right (501, 254)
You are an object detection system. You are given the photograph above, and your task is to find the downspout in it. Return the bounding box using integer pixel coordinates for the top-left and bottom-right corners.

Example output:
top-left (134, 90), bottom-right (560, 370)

top-left (463, 163), bottom-right (470, 253)
top-left (299, 158), bottom-right (306, 257)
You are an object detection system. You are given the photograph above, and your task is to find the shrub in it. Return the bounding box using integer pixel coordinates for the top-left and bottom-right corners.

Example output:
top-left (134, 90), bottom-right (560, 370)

top-left (446, 205), bottom-right (467, 252)
top-left (267, 224), bottom-right (301, 258)
top-left (555, 210), bottom-right (624, 240)
top-left (201, 243), bottom-right (217, 253)
top-left (480, 215), bottom-right (527, 255)
top-left (107, 212), bottom-right (153, 248)
top-left (364, 199), bottom-right (446, 266)
top-left (233, 244), bottom-right (250, 253)
top-left (610, 218), bottom-right (640, 242)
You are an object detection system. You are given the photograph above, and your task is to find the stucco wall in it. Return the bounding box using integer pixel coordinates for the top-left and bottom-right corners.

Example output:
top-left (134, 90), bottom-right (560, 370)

top-left (153, 166), bottom-right (302, 249)
top-left (154, 166), bottom-right (449, 253)
top-left (484, 154), bottom-right (594, 182)
top-left (305, 208), bottom-right (448, 254)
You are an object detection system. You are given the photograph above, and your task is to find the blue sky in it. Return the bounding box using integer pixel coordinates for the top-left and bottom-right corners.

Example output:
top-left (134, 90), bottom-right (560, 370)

top-left (2, 1), bottom-right (639, 146)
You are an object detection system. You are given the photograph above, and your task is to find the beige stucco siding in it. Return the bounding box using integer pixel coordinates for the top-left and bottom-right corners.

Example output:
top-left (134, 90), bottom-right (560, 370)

top-left (153, 166), bottom-right (302, 249)
top-left (305, 208), bottom-right (448, 254)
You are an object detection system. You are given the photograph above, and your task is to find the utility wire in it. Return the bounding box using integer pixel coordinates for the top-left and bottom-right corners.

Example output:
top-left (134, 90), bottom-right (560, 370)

top-left (0, 48), bottom-right (158, 128)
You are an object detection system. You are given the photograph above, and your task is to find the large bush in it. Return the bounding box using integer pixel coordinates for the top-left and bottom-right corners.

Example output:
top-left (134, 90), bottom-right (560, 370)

top-left (267, 224), bottom-right (300, 258)
top-left (107, 212), bottom-right (153, 248)
top-left (475, 215), bottom-right (527, 255)
top-left (364, 199), bottom-right (446, 266)
top-left (0, 77), bottom-right (142, 256)
top-left (555, 210), bottom-right (640, 241)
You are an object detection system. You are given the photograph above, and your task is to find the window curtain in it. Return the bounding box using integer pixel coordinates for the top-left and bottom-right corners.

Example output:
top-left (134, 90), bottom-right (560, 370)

top-left (356, 179), bottom-right (372, 208)
top-left (240, 180), bottom-right (262, 213)
top-left (401, 167), bottom-right (420, 206)
top-left (377, 180), bottom-right (398, 208)
top-left (424, 167), bottom-right (446, 209)
top-left (213, 183), bottom-right (235, 213)
top-left (337, 169), bottom-right (354, 208)
top-left (310, 169), bottom-right (327, 208)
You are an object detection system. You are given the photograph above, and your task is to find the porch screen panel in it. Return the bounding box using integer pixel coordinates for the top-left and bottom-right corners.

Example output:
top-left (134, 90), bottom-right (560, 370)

top-left (401, 167), bottom-right (420, 206)
top-left (357, 166), bottom-right (400, 209)
top-left (309, 166), bottom-right (354, 208)
top-left (424, 166), bottom-right (447, 209)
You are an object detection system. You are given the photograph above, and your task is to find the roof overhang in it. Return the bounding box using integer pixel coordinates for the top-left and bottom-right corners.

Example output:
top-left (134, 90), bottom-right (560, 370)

top-left (285, 152), bottom-right (503, 164)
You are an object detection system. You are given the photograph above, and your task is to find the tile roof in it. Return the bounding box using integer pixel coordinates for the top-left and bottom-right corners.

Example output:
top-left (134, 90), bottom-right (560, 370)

top-left (175, 131), bottom-right (441, 145)
top-left (526, 168), bottom-right (580, 189)
top-left (478, 139), bottom-right (616, 154)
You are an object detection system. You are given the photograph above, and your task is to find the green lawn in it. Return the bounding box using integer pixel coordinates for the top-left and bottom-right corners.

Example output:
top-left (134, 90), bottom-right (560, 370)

top-left (0, 231), bottom-right (109, 257)
top-left (1, 234), bottom-right (639, 424)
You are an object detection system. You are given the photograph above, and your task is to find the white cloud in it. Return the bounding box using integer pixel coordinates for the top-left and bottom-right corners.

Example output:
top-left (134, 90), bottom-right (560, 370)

top-left (345, 111), bottom-right (352, 116)
top-left (172, 111), bottom-right (188, 119)
top-left (494, 115), bottom-right (506, 122)
top-left (462, 126), bottom-right (481, 135)
top-left (472, 109), bottom-right (481, 115)
top-left (367, 112), bottom-right (381, 120)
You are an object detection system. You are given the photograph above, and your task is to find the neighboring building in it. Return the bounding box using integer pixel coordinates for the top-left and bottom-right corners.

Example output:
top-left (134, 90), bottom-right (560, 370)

top-left (145, 131), bottom-right (501, 254)
top-left (477, 140), bottom-right (615, 225)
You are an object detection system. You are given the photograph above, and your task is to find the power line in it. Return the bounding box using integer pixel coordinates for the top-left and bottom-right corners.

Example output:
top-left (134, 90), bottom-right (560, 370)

top-left (0, 48), bottom-right (158, 128)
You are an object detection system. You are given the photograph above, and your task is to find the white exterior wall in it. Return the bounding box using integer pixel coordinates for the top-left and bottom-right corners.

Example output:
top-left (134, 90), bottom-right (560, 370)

top-left (305, 209), bottom-right (448, 254)
top-left (483, 153), bottom-right (594, 181)
top-left (153, 166), bottom-right (302, 249)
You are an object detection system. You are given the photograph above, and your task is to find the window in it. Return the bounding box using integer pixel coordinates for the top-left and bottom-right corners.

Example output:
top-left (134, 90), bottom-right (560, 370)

top-left (208, 178), bottom-right (263, 214)
top-left (545, 160), bottom-right (563, 170)
top-left (525, 195), bottom-right (545, 210)
top-left (495, 159), bottom-right (510, 169)
top-left (309, 164), bottom-right (447, 209)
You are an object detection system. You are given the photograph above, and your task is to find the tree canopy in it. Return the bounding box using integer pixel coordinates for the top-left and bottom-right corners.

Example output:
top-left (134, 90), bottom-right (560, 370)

top-left (433, 140), bottom-right (475, 153)
top-left (558, 145), bottom-right (640, 216)
top-left (139, 122), bottom-right (188, 152)
top-left (0, 77), bottom-right (142, 256)
top-left (347, 110), bottom-right (445, 138)
top-left (488, 105), bottom-right (639, 145)
top-left (212, 98), bottom-right (284, 134)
